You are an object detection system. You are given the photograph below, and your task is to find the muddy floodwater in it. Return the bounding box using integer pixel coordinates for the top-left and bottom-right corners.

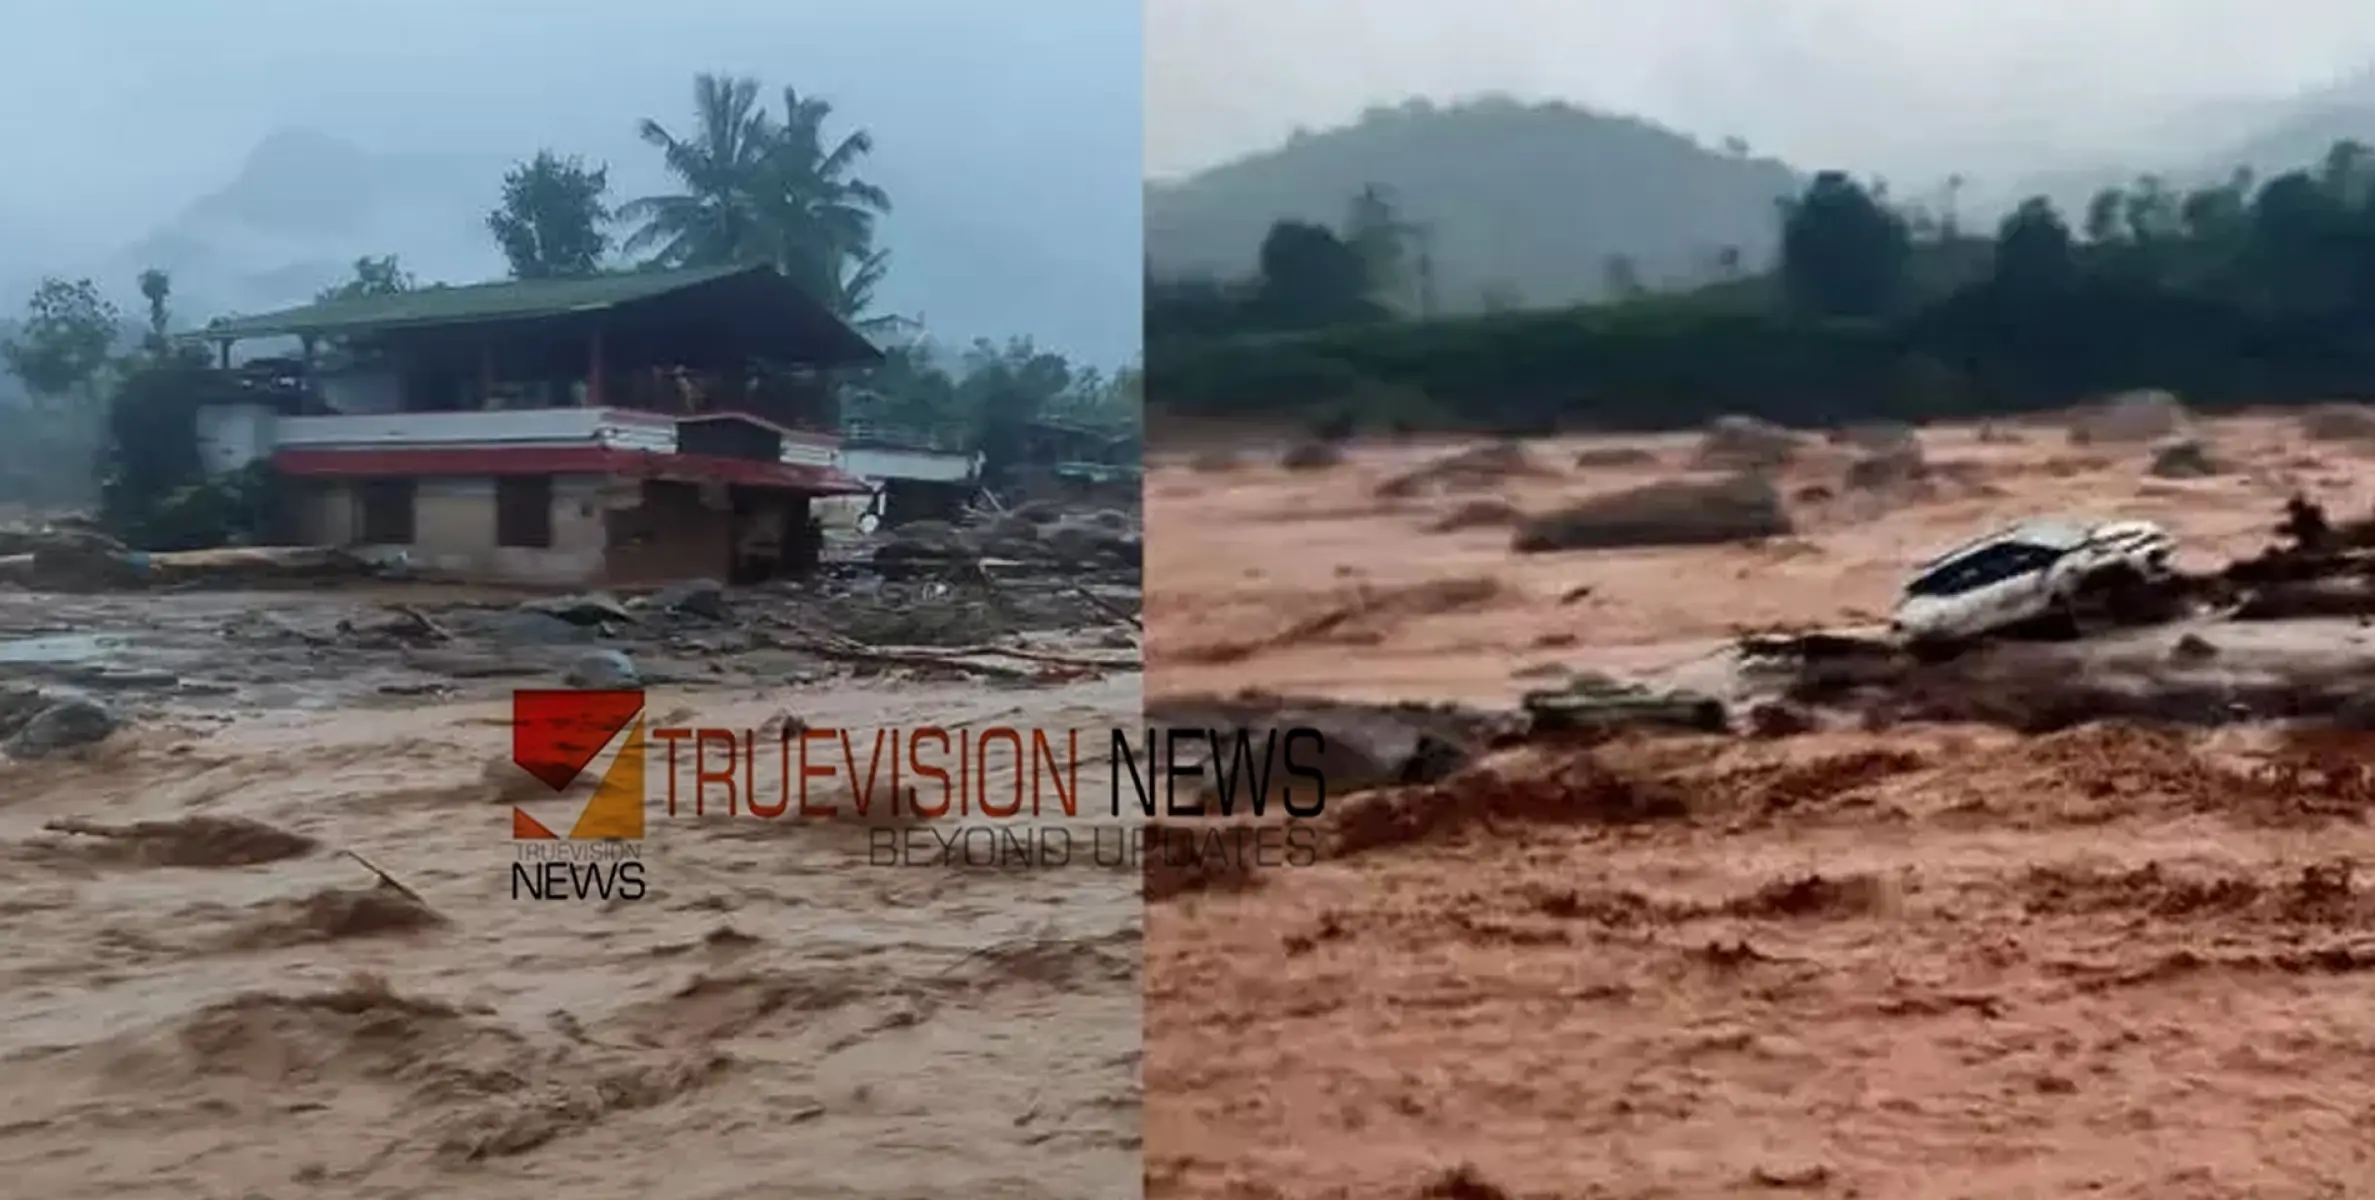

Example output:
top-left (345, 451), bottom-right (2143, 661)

top-left (0, 581), bottom-right (1142, 1199)
top-left (1144, 413), bottom-right (2375, 1199)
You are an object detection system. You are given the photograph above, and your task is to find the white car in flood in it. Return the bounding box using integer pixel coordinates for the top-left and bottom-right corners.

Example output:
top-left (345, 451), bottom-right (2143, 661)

top-left (1890, 517), bottom-right (2178, 646)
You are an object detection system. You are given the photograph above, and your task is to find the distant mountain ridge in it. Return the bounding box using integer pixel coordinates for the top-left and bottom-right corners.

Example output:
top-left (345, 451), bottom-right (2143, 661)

top-left (1145, 96), bottom-right (1805, 312)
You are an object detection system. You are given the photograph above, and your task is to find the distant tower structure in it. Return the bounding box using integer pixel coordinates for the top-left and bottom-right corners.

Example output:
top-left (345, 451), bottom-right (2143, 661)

top-left (1411, 222), bottom-right (1438, 319)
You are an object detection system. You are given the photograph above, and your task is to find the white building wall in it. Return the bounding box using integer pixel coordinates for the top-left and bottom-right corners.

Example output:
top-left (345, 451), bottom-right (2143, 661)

top-left (191, 403), bottom-right (280, 474)
top-left (273, 408), bottom-right (678, 452)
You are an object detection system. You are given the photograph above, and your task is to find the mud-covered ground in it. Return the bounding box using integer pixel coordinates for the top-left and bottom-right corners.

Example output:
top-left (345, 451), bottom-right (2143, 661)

top-left (0, 570), bottom-right (1137, 710)
top-left (0, 575), bottom-right (1143, 1199)
top-left (1143, 411), bottom-right (2375, 1199)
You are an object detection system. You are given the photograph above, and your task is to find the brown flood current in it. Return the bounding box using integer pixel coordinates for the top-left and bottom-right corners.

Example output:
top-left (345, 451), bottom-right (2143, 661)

top-left (0, 588), bottom-right (1142, 1200)
top-left (1144, 415), bottom-right (2375, 1199)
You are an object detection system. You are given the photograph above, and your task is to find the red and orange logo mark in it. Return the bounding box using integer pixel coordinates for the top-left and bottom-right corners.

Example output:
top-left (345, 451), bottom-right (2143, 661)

top-left (510, 689), bottom-right (646, 840)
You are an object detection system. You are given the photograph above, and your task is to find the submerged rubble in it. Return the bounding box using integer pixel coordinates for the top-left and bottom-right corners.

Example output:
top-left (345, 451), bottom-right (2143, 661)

top-left (0, 491), bottom-right (1140, 708)
top-left (0, 495), bottom-right (1143, 710)
top-left (1520, 673), bottom-right (1727, 738)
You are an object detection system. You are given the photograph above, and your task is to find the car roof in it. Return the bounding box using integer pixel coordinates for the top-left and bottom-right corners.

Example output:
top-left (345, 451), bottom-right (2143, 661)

top-left (1912, 517), bottom-right (2096, 574)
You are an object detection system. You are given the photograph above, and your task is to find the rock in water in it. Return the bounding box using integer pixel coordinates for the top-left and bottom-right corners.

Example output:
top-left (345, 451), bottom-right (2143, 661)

top-left (563, 650), bottom-right (641, 690)
top-left (4, 698), bottom-right (124, 759)
top-left (2147, 438), bottom-right (2221, 478)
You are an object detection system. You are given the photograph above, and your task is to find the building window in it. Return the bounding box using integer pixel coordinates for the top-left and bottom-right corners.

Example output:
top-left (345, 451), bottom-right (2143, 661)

top-left (356, 478), bottom-right (415, 544)
top-left (496, 475), bottom-right (553, 548)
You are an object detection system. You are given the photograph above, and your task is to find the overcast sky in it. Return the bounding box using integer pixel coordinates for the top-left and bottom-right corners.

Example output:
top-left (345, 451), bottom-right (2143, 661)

top-left (0, 0), bottom-right (1141, 360)
top-left (1148, 0), bottom-right (2375, 187)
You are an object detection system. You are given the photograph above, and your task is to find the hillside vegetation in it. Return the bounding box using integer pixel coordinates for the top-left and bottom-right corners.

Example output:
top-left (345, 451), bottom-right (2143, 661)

top-left (1147, 137), bottom-right (2375, 436)
top-left (1146, 97), bottom-right (1803, 313)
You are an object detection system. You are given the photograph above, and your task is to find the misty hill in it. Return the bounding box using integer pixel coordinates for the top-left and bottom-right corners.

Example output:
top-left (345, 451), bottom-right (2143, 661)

top-left (1995, 71), bottom-right (2375, 220)
top-left (5, 126), bottom-right (1134, 364)
top-left (2191, 70), bottom-right (2375, 180)
top-left (100, 129), bottom-right (516, 323)
top-left (1144, 97), bottom-right (1805, 312)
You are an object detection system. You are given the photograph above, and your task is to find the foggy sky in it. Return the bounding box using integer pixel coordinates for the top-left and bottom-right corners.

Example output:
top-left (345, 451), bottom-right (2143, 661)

top-left (0, 0), bottom-right (1142, 361)
top-left (1148, 0), bottom-right (2375, 188)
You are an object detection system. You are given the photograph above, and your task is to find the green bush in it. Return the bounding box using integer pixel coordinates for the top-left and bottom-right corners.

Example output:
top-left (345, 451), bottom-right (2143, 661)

top-left (98, 354), bottom-right (284, 550)
top-left (120, 461), bottom-right (284, 551)
top-left (1149, 306), bottom-right (1914, 432)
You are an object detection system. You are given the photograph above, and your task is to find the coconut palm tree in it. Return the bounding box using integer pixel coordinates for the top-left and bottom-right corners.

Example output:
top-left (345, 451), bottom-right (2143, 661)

top-left (618, 74), bottom-right (778, 269)
top-left (756, 85), bottom-right (894, 316)
top-left (828, 249), bottom-right (914, 336)
top-left (624, 76), bottom-right (899, 334)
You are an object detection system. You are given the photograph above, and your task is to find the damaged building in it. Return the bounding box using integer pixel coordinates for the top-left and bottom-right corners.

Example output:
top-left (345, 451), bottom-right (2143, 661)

top-left (186, 262), bottom-right (971, 586)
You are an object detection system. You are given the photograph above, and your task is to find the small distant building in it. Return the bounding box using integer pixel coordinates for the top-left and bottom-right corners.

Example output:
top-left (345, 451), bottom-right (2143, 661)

top-left (834, 419), bottom-right (982, 528)
top-left (1013, 416), bottom-right (1140, 506)
top-left (189, 263), bottom-right (892, 586)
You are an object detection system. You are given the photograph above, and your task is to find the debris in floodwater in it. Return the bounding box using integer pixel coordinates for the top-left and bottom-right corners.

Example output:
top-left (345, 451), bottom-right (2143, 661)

top-left (38, 815), bottom-right (319, 867)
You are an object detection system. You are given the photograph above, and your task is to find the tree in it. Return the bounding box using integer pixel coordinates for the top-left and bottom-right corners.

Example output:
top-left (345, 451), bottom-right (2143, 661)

top-left (2319, 139), bottom-right (2374, 206)
top-left (2120, 175), bottom-right (2183, 243)
top-left (2244, 171), bottom-right (2356, 312)
top-left (620, 74), bottom-right (896, 333)
top-left (1343, 184), bottom-right (1413, 305)
top-left (2179, 173), bottom-right (2251, 243)
top-left (137, 269), bottom-right (173, 355)
top-left (2082, 188), bottom-right (2125, 243)
top-left (3, 278), bottom-right (120, 401)
top-left (318, 255), bottom-right (414, 302)
top-left (757, 84), bottom-right (894, 322)
top-left (1601, 254), bottom-right (1644, 299)
top-left (620, 74), bottom-right (776, 270)
top-left (0, 277), bottom-right (122, 507)
top-left (1778, 171), bottom-right (1911, 319)
top-left (827, 249), bottom-right (906, 336)
top-left (1990, 198), bottom-right (2077, 293)
top-left (847, 341), bottom-right (965, 440)
top-left (1252, 220), bottom-right (1379, 330)
top-left (959, 337), bottom-right (1074, 490)
top-left (488, 151), bottom-right (613, 278)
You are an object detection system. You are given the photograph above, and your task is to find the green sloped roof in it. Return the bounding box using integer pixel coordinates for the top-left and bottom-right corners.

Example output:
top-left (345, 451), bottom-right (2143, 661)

top-left (195, 261), bottom-right (883, 366)
top-left (200, 263), bottom-right (757, 338)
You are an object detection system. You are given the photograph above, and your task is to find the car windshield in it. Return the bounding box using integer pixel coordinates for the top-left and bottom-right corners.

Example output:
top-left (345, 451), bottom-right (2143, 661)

top-left (1904, 541), bottom-right (2064, 598)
